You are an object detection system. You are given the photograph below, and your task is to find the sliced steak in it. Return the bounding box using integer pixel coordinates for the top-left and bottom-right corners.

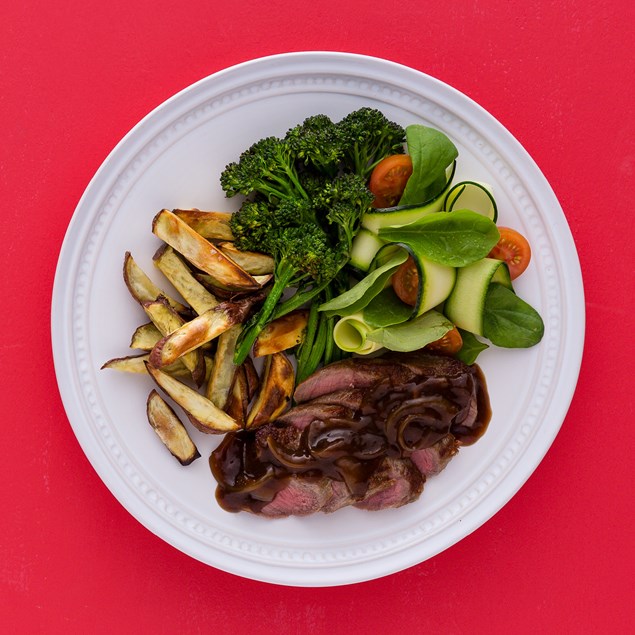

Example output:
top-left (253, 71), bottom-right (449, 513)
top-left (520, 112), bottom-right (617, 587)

top-left (259, 476), bottom-right (343, 518)
top-left (210, 351), bottom-right (491, 517)
top-left (259, 457), bottom-right (423, 518)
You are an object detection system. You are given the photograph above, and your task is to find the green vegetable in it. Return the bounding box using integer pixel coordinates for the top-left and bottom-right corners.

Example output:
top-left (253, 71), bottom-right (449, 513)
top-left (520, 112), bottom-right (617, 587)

top-left (362, 287), bottom-right (412, 328)
top-left (318, 249), bottom-right (408, 317)
top-left (444, 258), bottom-right (512, 335)
top-left (399, 125), bottom-right (458, 206)
top-left (284, 114), bottom-right (344, 177)
top-left (455, 329), bottom-right (489, 364)
top-left (295, 299), bottom-right (320, 382)
top-left (444, 181), bottom-right (498, 222)
top-left (349, 228), bottom-right (386, 271)
top-left (313, 173), bottom-right (374, 252)
top-left (336, 107), bottom-right (406, 177)
top-left (366, 310), bottom-right (454, 352)
top-left (332, 313), bottom-right (384, 355)
top-left (297, 310), bottom-right (330, 383)
top-left (483, 283), bottom-right (545, 348)
top-left (378, 210), bottom-right (500, 267)
top-left (220, 136), bottom-right (310, 202)
top-left (233, 224), bottom-right (344, 365)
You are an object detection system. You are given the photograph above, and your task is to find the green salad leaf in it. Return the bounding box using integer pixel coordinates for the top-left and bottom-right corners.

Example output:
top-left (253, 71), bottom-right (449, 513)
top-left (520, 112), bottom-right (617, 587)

top-left (482, 283), bottom-right (545, 348)
top-left (455, 328), bottom-right (489, 364)
top-left (399, 125), bottom-right (458, 206)
top-left (378, 210), bottom-right (500, 267)
top-left (362, 287), bottom-right (413, 328)
top-left (366, 310), bottom-right (454, 352)
top-left (318, 250), bottom-right (408, 317)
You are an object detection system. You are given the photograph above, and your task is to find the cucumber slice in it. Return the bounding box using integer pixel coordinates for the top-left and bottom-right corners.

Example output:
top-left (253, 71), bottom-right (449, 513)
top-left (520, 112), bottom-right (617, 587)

top-left (444, 258), bottom-right (512, 335)
top-left (361, 162), bottom-right (456, 233)
top-left (361, 201), bottom-right (440, 234)
top-left (444, 181), bottom-right (498, 222)
top-left (332, 313), bottom-right (383, 355)
top-left (349, 228), bottom-right (385, 272)
top-left (414, 253), bottom-right (457, 316)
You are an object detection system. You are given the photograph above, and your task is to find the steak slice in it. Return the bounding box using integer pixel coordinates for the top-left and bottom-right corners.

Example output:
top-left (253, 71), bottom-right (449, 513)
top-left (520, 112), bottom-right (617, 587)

top-left (259, 475), bottom-right (346, 518)
top-left (293, 357), bottom-right (416, 403)
top-left (276, 403), bottom-right (356, 430)
top-left (411, 434), bottom-right (459, 477)
top-left (353, 457), bottom-right (424, 511)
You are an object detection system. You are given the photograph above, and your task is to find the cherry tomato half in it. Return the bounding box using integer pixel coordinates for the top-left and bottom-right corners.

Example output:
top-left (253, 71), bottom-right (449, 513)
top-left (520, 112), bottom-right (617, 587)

top-left (392, 255), bottom-right (419, 306)
top-left (488, 227), bottom-right (532, 280)
top-left (369, 154), bottom-right (413, 208)
top-left (426, 327), bottom-right (463, 356)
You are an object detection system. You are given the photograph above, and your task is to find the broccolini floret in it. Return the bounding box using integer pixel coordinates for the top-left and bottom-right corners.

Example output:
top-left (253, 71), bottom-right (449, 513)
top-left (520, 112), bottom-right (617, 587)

top-left (284, 114), bottom-right (343, 177)
top-left (228, 200), bottom-right (276, 253)
top-left (222, 107), bottom-right (404, 366)
top-left (336, 107), bottom-right (406, 178)
top-left (220, 136), bottom-right (308, 202)
top-left (314, 173), bottom-right (374, 251)
top-left (229, 196), bottom-right (318, 254)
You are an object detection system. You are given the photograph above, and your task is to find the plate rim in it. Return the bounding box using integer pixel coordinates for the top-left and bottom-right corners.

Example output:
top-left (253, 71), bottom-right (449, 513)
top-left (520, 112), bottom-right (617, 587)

top-left (51, 51), bottom-right (585, 587)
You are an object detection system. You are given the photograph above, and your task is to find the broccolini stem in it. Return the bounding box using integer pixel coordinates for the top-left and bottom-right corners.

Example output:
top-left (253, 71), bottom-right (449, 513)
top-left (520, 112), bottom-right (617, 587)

top-left (233, 263), bottom-right (296, 365)
top-left (295, 299), bottom-right (320, 384)
top-left (271, 278), bottom-right (333, 320)
top-left (302, 310), bottom-right (328, 380)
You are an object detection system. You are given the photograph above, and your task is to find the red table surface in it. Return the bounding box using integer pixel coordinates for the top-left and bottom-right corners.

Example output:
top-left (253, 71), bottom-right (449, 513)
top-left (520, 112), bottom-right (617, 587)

top-left (2, 1), bottom-right (633, 632)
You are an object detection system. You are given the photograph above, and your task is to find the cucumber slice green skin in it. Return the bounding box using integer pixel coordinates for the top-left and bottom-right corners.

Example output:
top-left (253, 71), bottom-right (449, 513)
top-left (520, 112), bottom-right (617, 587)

top-left (443, 181), bottom-right (498, 222)
top-left (361, 199), bottom-right (442, 233)
top-left (444, 258), bottom-right (512, 335)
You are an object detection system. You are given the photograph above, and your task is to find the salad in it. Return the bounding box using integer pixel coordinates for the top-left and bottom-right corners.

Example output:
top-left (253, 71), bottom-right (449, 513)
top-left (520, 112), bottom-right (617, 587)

top-left (222, 108), bottom-right (543, 372)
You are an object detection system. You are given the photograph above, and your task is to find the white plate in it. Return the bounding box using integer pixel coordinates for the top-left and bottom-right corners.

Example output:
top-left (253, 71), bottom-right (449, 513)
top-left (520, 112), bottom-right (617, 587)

top-left (51, 52), bottom-right (584, 587)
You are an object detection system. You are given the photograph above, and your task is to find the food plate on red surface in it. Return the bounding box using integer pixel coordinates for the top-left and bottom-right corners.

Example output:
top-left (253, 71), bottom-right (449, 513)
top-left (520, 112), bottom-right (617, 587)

top-left (51, 52), bottom-right (584, 586)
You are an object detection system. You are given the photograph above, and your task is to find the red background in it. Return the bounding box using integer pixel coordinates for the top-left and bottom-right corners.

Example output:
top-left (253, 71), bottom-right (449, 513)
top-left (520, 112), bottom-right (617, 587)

top-left (2, 1), bottom-right (633, 632)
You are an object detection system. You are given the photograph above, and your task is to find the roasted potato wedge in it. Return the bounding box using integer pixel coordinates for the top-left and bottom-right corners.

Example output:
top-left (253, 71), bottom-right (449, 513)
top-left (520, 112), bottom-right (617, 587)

top-left (243, 356), bottom-right (260, 400)
top-left (123, 252), bottom-right (188, 314)
top-left (152, 210), bottom-right (260, 292)
top-left (146, 390), bottom-right (200, 465)
top-left (129, 322), bottom-right (163, 351)
top-left (217, 242), bottom-right (275, 275)
top-left (205, 325), bottom-right (241, 409)
top-left (245, 352), bottom-right (295, 429)
top-left (224, 364), bottom-right (250, 427)
top-left (143, 296), bottom-right (205, 385)
top-left (253, 310), bottom-right (308, 357)
top-left (146, 363), bottom-right (239, 434)
top-left (101, 353), bottom-right (189, 377)
top-left (149, 296), bottom-right (257, 369)
top-left (153, 244), bottom-right (219, 315)
top-left (172, 209), bottom-right (234, 241)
